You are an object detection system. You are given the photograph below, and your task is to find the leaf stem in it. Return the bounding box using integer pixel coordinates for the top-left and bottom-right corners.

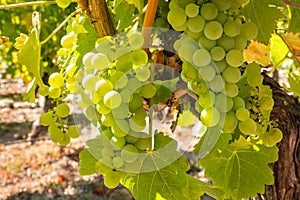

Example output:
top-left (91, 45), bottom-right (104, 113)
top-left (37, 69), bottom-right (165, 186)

top-left (283, 0), bottom-right (300, 9)
top-left (40, 9), bottom-right (81, 45)
top-left (0, 1), bottom-right (57, 9)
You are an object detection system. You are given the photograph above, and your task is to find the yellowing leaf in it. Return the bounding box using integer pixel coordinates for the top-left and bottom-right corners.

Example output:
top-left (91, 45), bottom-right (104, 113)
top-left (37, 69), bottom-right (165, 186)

top-left (285, 33), bottom-right (300, 62)
top-left (244, 40), bottom-right (271, 66)
top-left (270, 34), bottom-right (289, 67)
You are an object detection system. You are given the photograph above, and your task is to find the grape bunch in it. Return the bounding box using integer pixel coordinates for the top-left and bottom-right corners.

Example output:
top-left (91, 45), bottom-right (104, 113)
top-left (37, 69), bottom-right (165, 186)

top-left (40, 103), bottom-right (81, 145)
top-left (167, 0), bottom-right (282, 146)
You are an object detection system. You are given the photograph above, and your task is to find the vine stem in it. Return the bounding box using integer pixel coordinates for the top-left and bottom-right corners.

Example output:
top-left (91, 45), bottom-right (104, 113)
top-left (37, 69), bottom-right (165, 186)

top-left (142, 0), bottom-right (159, 48)
top-left (40, 9), bottom-right (81, 45)
top-left (283, 0), bottom-right (300, 9)
top-left (0, 1), bottom-right (57, 9)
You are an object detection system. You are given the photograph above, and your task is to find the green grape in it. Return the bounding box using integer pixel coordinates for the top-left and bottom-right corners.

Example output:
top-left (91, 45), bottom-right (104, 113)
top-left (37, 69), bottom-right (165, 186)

top-left (49, 72), bottom-right (65, 88)
top-left (82, 74), bottom-right (100, 91)
top-left (185, 29), bottom-right (202, 39)
top-left (85, 105), bottom-right (100, 121)
top-left (95, 79), bottom-right (113, 97)
top-left (125, 134), bottom-right (139, 144)
top-left (103, 90), bottom-right (122, 109)
top-left (199, 35), bottom-right (217, 50)
top-left (115, 53), bottom-right (132, 73)
top-left (67, 125), bottom-right (80, 138)
top-left (128, 33), bottom-right (144, 50)
top-left (101, 147), bottom-right (114, 158)
top-left (101, 113), bottom-right (115, 127)
top-left (173, 23), bottom-right (187, 32)
top-left (240, 21), bottom-right (258, 40)
top-left (134, 107), bottom-right (147, 118)
top-left (102, 129), bottom-right (113, 140)
top-left (209, 75), bottom-right (225, 92)
top-left (222, 66), bottom-right (241, 83)
top-left (259, 96), bottom-right (274, 110)
top-left (233, 96), bottom-right (245, 110)
top-left (204, 21), bottom-right (223, 40)
top-left (129, 118), bottom-right (146, 132)
top-left (127, 77), bottom-right (141, 92)
top-left (60, 32), bottom-right (75, 48)
top-left (120, 89), bottom-right (131, 103)
top-left (112, 156), bottom-right (124, 168)
top-left (104, 171), bottom-right (124, 189)
top-left (238, 118), bottom-right (257, 135)
top-left (222, 111), bottom-right (238, 133)
top-left (247, 73), bottom-right (263, 87)
top-left (129, 94), bottom-right (143, 112)
top-left (140, 83), bottom-right (157, 98)
top-left (121, 144), bottom-right (138, 163)
top-left (82, 52), bottom-right (94, 68)
top-left (198, 91), bottom-right (215, 108)
top-left (131, 49), bottom-right (149, 67)
top-left (167, 6), bottom-right (187, 27)
top-left (215, 60), bottom-right (227, 73)
top-left (262, 128), bottom-right (283, 147)
top-left (178, 44), bottom-right (198, 62)
top-left (111, 71), bottom-right (128, 89)
top-left (48, 123), bottom-right (64, 142)
top-left (111, 136), bottom-right (126, 148)
top-left (185, 3), bottom-right (199, 17)
top-left (223, 20), bottom-right (240, 37)
top-left (112, 103), bottom-right (129, 119)
top-left (95, 160), bottom-right (112, 175)
top-left (234, 35), bottom-right (247, 51)
top-left (200, 3), bottom-right (218, 20)
top-left (91, 53), bottom-right (110, 70)
top-left (187, 16), bottom-right (205, 33)
top-left (135, 138), bottom-right (150, 151)
top-left (96, 101), bottom-right (111, 115)
top-left (135, 66), bottom-right (151, 81)
top-left (95, 36), bottom-right (112, 53)
top-left (225, 82), bottom-right (239, 97)
top-left (217, 35), bottom-right (235, 51)
top-left (112, 120), bottom-right (129, 137)
top-left (198, 65), bottom-right (216, 82)
top-left (200, 107), bottom-right (221, 127)
top-left (40, 111), bottom-right (57, 126)
top-left (181, 62), bottom-right (198, 81)
top-left (226, 49), bottom-right (244, 67)
top-left (215, 11), bottom-right (228, 25)
top-left (38, 85), bottom-right (49, 96)
top-left (91, 92), bottom-right (101, 104)
top-left (235, 107), bottom-right (250, 121)
top-left (56, 0), bottom-right (71, 8)
top-left (55, 103), bottom-right (70, 118)
top-left (59, 134), bottom-right (70, 146)
top-left (192, 49), bottom-right (211, 67)
top-left (188, 79), bottom-right (208, 94)
top-left (215, 93), bottom-right (233, 113)
top-left (99, 157), bottom-right (113, 168)
top-left (212, 0), bottom-right (232, 11)
top-left (211, 46), bottom-right (226, 61)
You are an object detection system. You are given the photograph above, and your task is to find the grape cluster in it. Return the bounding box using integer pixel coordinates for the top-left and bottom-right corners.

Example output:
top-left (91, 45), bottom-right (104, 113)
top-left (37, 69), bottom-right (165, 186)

top-left (167, 0), bottom-right (282, 146)
top-left (40, 103), bottom-right (80, 145)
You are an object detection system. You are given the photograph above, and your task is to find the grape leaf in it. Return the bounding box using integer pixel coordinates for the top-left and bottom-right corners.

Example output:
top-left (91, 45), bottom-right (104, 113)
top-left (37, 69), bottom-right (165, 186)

top-left (78, 149), bottom-right (98, 176)
top-left (23, 78), bottom-right (37, 102)
top-left (243, 40), bottom-right (271, 66)
top-left (288, 0), bottom-right (300, 33)
top-left (199, 137), bottom-right (278, 199)
top-left (270, 34), bottom-right (289, 68)
top-left (288, 73), bottom-right (300, 97)
top-left (241, 0), bottom-right (284, 44)
top-left (125, 0), bottom-right (144, 11)
top-left (114, 1), bottom-right (137, 32)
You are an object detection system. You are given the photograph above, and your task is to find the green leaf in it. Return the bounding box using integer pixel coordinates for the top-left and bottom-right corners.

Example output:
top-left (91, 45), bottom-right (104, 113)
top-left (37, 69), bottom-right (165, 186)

top-left (288, 73), bottom-right (300, 97)
top-left (23, 78), bottom-right (37, 103)
top-left (125, 0), bottom-right (144, 11)
top-left (288, 0), bottom-right (300, 33)
top-left (199, 137), bottom-right (278, 199)
top-left (114, 1), bottom-right (137, 31)
top-left (270, 34), bottom-right (289, 67)
top-left (78, 149), bottom-right (98, 176)
top-left (241, 0), bottom-right (284, 43)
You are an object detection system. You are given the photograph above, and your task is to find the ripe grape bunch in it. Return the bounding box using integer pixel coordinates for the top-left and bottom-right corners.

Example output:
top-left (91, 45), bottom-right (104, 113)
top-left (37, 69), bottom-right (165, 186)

top-left (167, 0), bottom-right (282, 146)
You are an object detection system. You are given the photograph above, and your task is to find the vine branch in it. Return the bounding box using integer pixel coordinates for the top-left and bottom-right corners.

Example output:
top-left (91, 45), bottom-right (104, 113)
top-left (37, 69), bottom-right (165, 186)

top-left (40, 9), bottom-right (82, 45)
top-left (283, 0), bottom-right (300, 9)
top-left (142, 0), bottom-right (159, 48)
top-left (0, 1), bottom-right (57, 9)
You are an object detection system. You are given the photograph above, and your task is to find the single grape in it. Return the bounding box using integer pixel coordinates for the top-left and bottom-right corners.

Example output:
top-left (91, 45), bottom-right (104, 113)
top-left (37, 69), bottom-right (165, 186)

top-left (234, 35), bottom-right (247, 51)
top-left (115, 53), bottom-right (132, 73)
top-left (110, 71), bottom-right (128, 89)
top-left (199, 35), bottom-right (217, 50)
top-left (140, 83), bottom-right (157, 98)
top-left (60, 32), bottom-right (75, 48)
top-left (200, 3), bottom-right (218, 20)
top-left (198, 65), bottom-right (216, 82)
top-left (167, 6), bottom-right (187, 27)
top-left (235, 107), bottom-right (250, 121)
top-left (262, 128), bottom-right (283, 147)
top-left (101, 113), bottom-right (115, 127)
top-left (259, 96), bottom-right (274, 110)
top-left (129, 94), bottom-right (143, 112)
top-left (215, 93), bottom-right (233, 113)
top-left (48, 123), bottom-right (64, 143)
top-left (40, 111), bottom-right (57, 126)
top-left (212, 0), bottom-right (231, 11)
top-left (56, 0), bottom-right (71, 8)
top-left (135, 65), bottom-right (151, 81)
top-left (209, 75), bottom-right (225, 93)
top-left (198, 91), bottom-right (215, 108)
top-left (211, 46), bottom-right (226, 61)
top-left (192, 49), bottom-right (211, 67)
top-left (200, 107), bottom-right (221, 127)
top-left (111, 136), bottom-right (126, 148)
top-left (49, 87), bottom-right (61, 99)
top-left (121, 144), bottom-right (138, 163)
top-left (112, 120), bottom-right (130, 137)
top-left (225, 82), bottom-right (239, 97)
top-left (82, 52), bottom-right (94, 68)
top-left (238, 118), bottom-right (257, 135)
top-left (120, 89), bottom-right (131, 103)
top-left (217, 35), bottom-right (235, 51)
top-left (215, 11), bottom-right (228, 25)
top-left (131, 49), bottom-right (149, 67)
top-left (82, 74), bottom-right (100, 91)
top-left (247, 73), bottom-right (263, 87)
top-left (222, 66), bottom-right (241, 84)
top-left (49, 72), bottom-right (65, 88)
top-left (96, 101), bottom-right (111, 115)
top-left (204, 21), bottom-right (223, 40)
top-left (91, 53), bottom-right (110, 70)
top-left (67, 125), bottom-right (80, 138)
top-left (129, 118), bottom-right (146, 132)
top-left (233, 96), bottom-right (245, 111)
top-left (188, 79), bottom-right (208, 94)
top-left (112, 103), bottom-right (129, 119)
top-left (95, 36), bottom-right (112, 53)
top-left (187, 16), bottom-right (205, 33)
top-left (226, 49), bottom-right (244, 67)
top-left (125, 134), bottom-right (139, 144)
top-left (59, 134), bottom-right (70, 146)
top-left (215, 60), bottom-right (227, 73)
top-left (104, 171), bottom-right (120, 189)
top-left (103, 90), bottom-right (122, 109)
top-left (224, 20), bottom-right (240, 37)
top-left (128, 33), bottom-right (144, 50)
top-left (134, 138), bottom-right (151, 151)
top-left (222, 111), bottom-right (238, 133)
top-left (126, 77), bottom-right (141, 92)
top-left (112, 156), bottom-right (124, 168)
top-left (185, 3), bottom-right (199, 17)
top-left (101, 147), bottom-right (115, 158)
top-left (181, 62), bottom-right (198, 81)
top-left (95, 79), bottom-right (113, 97)
top-left (55, 103), bottom-right (70, 118)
